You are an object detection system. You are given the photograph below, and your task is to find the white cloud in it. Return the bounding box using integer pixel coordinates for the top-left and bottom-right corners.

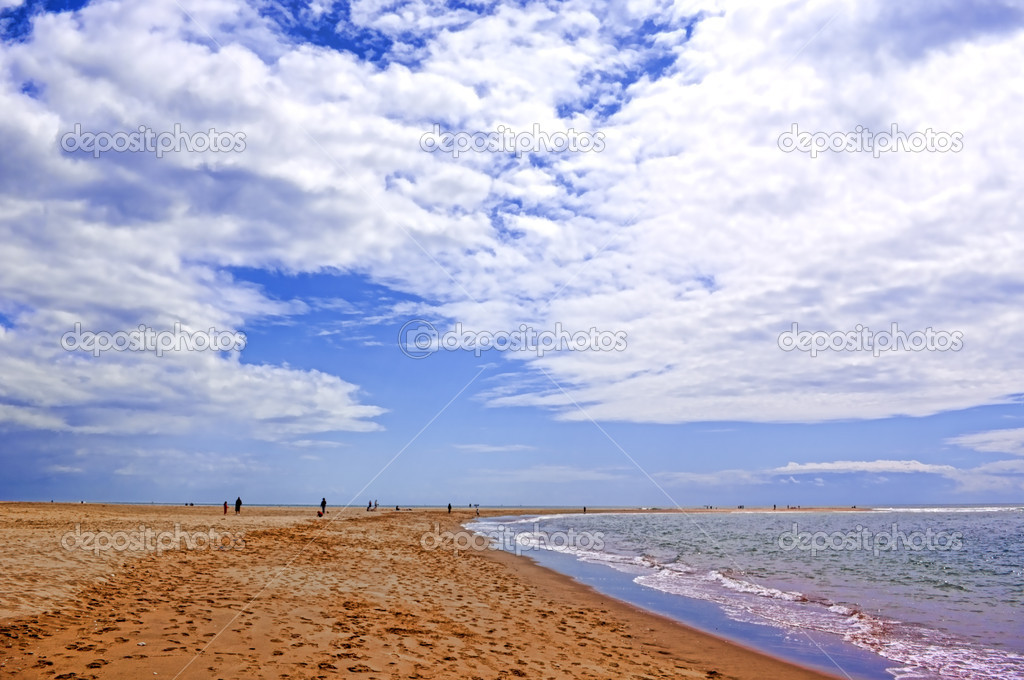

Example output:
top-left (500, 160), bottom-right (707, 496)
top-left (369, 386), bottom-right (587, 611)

top-left (287, 440), bottom-right (350, 449)
top-left (658, 457), bottom-right (1024, 493)
top-left (45, 464), bottom-right (83, 474)
top-left (772, 460), bottom-right (960, 476)
top-left (1, 0), bottom-right (1023, 461)
top-left (947, 428), bottom-right (1024, 456)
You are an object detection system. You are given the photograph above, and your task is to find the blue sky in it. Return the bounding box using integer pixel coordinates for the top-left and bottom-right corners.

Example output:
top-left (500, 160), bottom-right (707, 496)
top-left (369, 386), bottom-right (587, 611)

top-left (1, 0), bottom-right (1023, 506)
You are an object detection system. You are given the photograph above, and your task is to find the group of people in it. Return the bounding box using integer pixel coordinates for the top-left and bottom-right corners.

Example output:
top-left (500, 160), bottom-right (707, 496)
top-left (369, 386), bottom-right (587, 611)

top-left (219, 498), bottom-right (491, 516)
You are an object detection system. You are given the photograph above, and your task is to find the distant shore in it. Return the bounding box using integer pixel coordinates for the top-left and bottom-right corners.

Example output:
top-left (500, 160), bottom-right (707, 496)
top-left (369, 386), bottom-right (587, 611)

top-left (0, 500), bottom-right (872, 511)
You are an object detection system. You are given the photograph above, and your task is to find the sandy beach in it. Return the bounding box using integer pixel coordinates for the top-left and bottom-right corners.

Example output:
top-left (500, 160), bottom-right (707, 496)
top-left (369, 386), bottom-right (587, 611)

top-left (0, 503), bottom-right (843, 679)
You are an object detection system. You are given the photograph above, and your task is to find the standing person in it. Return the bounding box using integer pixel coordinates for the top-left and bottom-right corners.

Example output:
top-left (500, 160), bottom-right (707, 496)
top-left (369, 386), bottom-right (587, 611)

top-left (321, 497), bottom-right (327, 514)
top-left (367, 500), bottom-right (372, 511)
top-left (374, 499), bottom-right (378, 510)
top-left (447, 503), bottom-right (452, 514)
top-left (223, 501), bottom-right (228, 515)
top-left (235, 497), bottom-right (242, 514)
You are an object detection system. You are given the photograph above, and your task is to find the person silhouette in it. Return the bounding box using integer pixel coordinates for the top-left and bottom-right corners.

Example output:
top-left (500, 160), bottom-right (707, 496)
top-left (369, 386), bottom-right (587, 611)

top-left (234, 497), bottom-right (242, 514)
top-left (447, 503), bottom-right (452, 514)
top-left (223, 501), bottom-right (228, 515)
top-left (320, 497), bottom-right (327, 514)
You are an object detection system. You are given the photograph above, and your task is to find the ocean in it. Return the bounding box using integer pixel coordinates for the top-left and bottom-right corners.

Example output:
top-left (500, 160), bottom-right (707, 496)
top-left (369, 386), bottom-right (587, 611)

top-left (469, 507), bottom-right (1024, 680)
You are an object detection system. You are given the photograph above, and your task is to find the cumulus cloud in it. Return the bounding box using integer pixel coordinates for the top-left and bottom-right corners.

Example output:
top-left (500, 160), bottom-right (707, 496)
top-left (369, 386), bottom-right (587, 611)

top-left (2, 0), bottom-right (1023, 480)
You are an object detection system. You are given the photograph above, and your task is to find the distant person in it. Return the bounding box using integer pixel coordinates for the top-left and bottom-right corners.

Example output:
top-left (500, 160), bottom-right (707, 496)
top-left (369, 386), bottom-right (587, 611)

top-left (583, 507), bottom-right (586, 514)
top-left (374, 500), bottom-right (378, 510)
top-left (773, 504), bottom-right (776, 511)
top-left (235, 497), bottom-right (242, 514)
top-left (367, 500), bottom-right (372, 511)
top-left (223, 501), bottom-right (228, 515)
top-left (395, 505), bottom-right (400, 511)
top-left (475, 507), bottom-right (479, 516)
top-left (447, 503), bottom-right (452, 514)
top-left (321, 498), bottom-right (327, 514)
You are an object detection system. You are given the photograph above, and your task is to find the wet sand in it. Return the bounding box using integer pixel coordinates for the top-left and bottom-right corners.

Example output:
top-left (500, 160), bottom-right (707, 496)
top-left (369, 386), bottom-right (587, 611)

top-left (0, 503), bottom-right (842, 679)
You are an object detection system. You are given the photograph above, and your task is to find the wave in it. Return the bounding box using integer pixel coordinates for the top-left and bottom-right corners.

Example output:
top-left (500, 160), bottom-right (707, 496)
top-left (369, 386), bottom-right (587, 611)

top-left (497, 523), bottom-right (1024, 680)
top-left (869, 506), bottom-right (1024, 513)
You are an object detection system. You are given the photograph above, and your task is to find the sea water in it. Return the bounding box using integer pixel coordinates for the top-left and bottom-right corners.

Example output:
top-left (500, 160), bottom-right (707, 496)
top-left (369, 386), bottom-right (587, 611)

top-left (470, 507), bottom-right (1024, 680)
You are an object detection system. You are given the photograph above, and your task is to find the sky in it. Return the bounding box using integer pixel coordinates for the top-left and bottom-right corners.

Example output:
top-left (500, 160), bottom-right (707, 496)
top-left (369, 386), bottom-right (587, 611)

top-left (1, 0), bottom-right (1023, 507)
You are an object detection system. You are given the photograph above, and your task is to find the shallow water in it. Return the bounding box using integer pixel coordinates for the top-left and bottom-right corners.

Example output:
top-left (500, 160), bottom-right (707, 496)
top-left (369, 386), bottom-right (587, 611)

top-left (471, 507), bottom-right (1024, 680)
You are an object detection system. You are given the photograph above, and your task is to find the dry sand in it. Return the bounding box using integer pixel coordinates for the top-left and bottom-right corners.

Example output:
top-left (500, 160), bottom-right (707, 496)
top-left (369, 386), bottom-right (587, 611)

top-left (0, 503), bottom-right (843, 679)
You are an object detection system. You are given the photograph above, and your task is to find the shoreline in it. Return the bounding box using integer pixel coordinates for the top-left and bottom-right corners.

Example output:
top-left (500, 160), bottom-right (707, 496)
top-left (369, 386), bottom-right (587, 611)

top-left (1, 501), bottom-right (874, 511)
top-left (471, 514), bottom-right (847, 680)
top-left (1, 503), bottom-right (844, 679)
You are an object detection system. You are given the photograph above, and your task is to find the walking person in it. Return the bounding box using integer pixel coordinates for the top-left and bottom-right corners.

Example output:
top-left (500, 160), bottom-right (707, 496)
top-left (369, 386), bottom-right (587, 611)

top-left (321, 497), bottom-right (327, 514)
top-left (223, 500), bottom-right (228, 515)
top-left (235, 497), bottom-right (242, 514)
top-left (447, 503), bottom-right (452, 514)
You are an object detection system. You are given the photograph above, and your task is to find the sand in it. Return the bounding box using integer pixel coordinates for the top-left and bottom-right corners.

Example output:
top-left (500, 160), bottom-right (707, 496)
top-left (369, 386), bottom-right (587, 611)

top-left (0, 503), bottom-right (843, 679)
